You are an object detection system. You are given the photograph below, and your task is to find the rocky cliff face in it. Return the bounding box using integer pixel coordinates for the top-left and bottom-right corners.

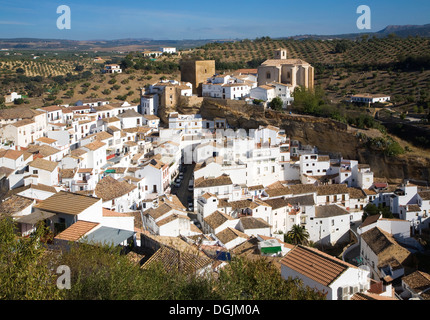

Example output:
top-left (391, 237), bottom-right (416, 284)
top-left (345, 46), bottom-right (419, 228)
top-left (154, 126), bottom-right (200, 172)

top-left (160, 98), bottom-right (430, 183)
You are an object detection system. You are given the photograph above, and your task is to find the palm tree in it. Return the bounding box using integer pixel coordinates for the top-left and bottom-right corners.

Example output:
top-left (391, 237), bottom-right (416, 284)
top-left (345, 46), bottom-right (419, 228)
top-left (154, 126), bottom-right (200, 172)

top-left (285, 224), bottom-right (310, 246)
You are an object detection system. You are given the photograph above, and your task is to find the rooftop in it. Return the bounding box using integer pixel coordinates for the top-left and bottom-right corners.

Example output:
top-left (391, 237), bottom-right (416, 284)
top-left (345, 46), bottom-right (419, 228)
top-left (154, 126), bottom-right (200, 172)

top-left (54, 220), bottom-right (100, 242)
top-left (35, 190), bottom-right (100, 215)
top-left (95, 176), bottom-right (136, 201)
top-left (280, 245), bottom-right (356, 287)
top-left (29, 157), bottom-right (58, 172)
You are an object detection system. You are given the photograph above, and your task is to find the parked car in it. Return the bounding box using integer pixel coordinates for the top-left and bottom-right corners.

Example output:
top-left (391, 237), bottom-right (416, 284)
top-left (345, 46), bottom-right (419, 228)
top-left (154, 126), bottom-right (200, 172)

top-left (188, 203), bottom-right (194, 211)
top-left (175, 181), bottom-right (181, 188)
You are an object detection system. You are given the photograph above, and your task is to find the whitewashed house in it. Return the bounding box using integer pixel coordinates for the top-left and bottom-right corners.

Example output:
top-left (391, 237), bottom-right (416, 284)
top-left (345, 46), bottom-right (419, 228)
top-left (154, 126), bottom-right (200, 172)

top-left (81, 140), bottom-right (107, 175)
top-left (360, 226), bottom-right (413, 281)
top-left (27, 158), bottom-right (59, 186)
top-left (34, 190), bottom-right (103, 229)
top-left (95, 175), bottom-right (138, 212)
top-left (2, 112), bottom-right (47, 148)
top-left (4, 92), bottom-right (22, 103)
top-left (117, 109), bottom-right (144, 129)
top-left (281, 245), bottom-right (372, 300)
top-left (140, 93), bottom-right (159, 116)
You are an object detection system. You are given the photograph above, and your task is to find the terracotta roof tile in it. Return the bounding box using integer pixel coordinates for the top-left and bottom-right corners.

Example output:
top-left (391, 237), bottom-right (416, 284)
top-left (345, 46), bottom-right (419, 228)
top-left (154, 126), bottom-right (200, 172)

top-left (54, 220), bottom-right (100, 242)
top-left (280, 245), bottom-right (353, 287)
top-left (35, 191), bottom-right (100, 215)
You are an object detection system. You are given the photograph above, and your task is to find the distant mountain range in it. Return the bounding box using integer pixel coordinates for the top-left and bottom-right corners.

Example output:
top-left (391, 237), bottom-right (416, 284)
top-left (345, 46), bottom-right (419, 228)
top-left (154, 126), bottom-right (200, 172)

top-left (285, 23), bottom-right (430, 40)
top-left (0, 24), bottom-right (429, 52)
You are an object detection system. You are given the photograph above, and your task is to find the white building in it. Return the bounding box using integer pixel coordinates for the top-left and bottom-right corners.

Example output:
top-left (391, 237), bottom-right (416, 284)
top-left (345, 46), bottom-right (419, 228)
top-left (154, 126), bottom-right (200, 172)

top-left (104, 64), bottom-right (122, 74)
top-left (1, 112), bottom-right (47, 148)
top-left (360, 226), bottom-right (413, 281)
top-left (4, 92), bottom-right (22, 103)
top-left (81, 140), bottom-right (107, 175)
top-left (280, 245), bottom-right (372, 300)
top-left (351, 94), bottom-right (390, 104)
top-left (160, 47), bottom-right (176, 54)
top-left (140, 93), bottom-right (159, 116)
top-left (27, 158), bottom-right (59, 186)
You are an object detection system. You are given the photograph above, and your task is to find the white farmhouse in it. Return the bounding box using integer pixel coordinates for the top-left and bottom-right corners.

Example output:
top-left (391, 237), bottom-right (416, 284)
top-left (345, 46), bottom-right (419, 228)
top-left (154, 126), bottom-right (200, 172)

top-left (4, 92), bottom-right (22, 103)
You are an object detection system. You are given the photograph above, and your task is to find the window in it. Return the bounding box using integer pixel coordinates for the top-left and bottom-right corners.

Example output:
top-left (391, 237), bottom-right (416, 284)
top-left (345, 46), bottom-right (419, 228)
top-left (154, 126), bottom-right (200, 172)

top-left (266, 72), bottom-right (271, 79)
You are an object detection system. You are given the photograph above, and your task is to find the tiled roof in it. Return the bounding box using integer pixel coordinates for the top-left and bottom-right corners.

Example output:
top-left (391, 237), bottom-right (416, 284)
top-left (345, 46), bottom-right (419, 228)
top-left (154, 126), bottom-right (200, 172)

top-left (102, 207), bottom-right (133, 218)
top-left (419, 191), bottom-right (430, 201)
top-left (315, 205), bottom-right (349, 218)
top-left (60, 168), bottom-right (77, 179)
top-left (348, 187), bottom-right (367, 199)
top-left (82, 140), bottom-right (106, 151)
top-left (11, 119), bottom-right (35, 127)
top-left (204, 210), bottom-right (234, 229)
top-left (143, 203), bottom-right (175, 221)
top-left (351, 292), bottom-right (398, 300)
top-left (286, 184), bottom-right (317, 195)
top-left (363, 189), bottom-right (377, 195)
top-left (0, 149), bottom-right (23, 160)
top-left (26, 144), bottom-right (61, 157)
top-left (54, 220), bottom-right (100, 242)
top-left (141, 246), bottom-right (213, 274)
top-left (36, 137), bottom-right (57, 144)
top-left (157, 214), bottom-right (190, 227)
top-left (407, 204), bottom-right (421, 212)
top-left (0, 194), bottom-right (34, 215)
top-left (263, 197), bottom-right (290, 210)
top-left (285, 194), bottom-right (315, 206)
top-left (261, 58), bottom-right (310, 67)
top-left (239, 217), bottom-right (271, 229)
top-left (215, 227), bottom-right (249, 245)
top-left (361, 227), bottom-right (412, 268)
top-left (143, 114), bottom-right (159, 120)
top-left (402, 271), bottom-right (430, 300)
top-left (280, 245), bottom-right (354, 287)
top-left (227, 199), bottom-right (268, 210)
top-left (265, 186), bottom-right (291, 198)
top-left (316, 184), bottom-right (349, 196)
top-left (360, 214), bottom-right (381, 228)
top-left (95, 176), bottom-right (136, 201)
top-left (194, 174), bottom-right (233, 188)
top-left (29, 158), bottom-right (58, 172)
top-left (35, 191), bottom-right (100, 215)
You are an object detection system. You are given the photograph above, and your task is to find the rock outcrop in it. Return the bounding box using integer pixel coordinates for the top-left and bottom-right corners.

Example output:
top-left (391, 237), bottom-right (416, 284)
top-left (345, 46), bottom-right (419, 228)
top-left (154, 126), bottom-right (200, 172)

top-left (159, 98), bottom-right (430, 183)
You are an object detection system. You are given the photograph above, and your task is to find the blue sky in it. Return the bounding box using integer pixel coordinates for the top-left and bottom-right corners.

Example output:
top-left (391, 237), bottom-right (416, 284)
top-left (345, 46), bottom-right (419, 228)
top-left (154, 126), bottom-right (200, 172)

top-left (0, 0), bottom-right (429, 40)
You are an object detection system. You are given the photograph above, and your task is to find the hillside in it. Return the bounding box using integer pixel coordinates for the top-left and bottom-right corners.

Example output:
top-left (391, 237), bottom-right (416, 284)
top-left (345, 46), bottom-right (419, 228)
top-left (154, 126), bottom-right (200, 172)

top-left (188, 36), bottom-right (430, 112)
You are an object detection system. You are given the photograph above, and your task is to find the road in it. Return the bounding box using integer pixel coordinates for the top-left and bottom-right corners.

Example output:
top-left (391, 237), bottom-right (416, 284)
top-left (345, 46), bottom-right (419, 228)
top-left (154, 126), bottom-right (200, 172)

top-left (171, 163), bottom-right (196, 218)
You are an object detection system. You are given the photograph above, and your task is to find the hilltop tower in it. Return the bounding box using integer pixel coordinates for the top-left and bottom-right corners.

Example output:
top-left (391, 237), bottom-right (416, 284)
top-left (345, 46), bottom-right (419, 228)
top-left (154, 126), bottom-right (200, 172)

top-left (180, 60), bottom-right (216, 96)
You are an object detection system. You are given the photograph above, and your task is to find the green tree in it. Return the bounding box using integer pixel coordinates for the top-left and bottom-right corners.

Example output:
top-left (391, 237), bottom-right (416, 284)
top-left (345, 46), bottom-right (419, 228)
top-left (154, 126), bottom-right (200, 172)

top-left (269, 96), bottom-right (284, 111)
top-left (285, 225), bottom-right (310, 245)
top-left (216, 257), bottom-right (325, 300)
top-left (362, 203), bottom-right (394, 222)
top-left (0, 218), bottom-right (63, 300)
